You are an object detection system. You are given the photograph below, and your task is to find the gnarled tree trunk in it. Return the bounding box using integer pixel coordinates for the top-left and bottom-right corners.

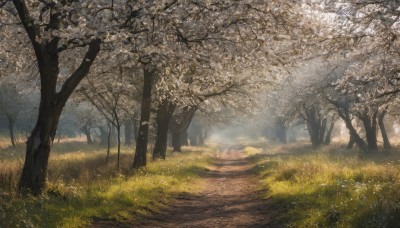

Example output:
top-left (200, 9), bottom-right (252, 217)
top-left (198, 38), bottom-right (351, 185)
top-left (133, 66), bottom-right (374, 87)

top-left (337, 108), bottom-right (368, 153)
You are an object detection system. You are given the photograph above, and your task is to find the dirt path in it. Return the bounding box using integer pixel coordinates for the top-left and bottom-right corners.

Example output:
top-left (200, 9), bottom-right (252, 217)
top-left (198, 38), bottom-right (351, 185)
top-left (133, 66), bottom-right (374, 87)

top-left (131, 149), bottom-right (280, 227)
top-left (92, 149), bottom-right (281, 227)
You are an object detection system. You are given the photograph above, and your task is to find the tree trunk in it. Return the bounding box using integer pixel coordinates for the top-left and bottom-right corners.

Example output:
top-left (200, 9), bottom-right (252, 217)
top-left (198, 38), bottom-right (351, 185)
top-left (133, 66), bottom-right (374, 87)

top-left (198, 131), bottom-right (204, 145)
top-left (361, 112), bottom-right (378, 152)
top-left (189, 122), bottom-right (206, 146)
top-left (378, 111), bottom-right (391, 150)
top-left (319, 118), bottom-right (327, 144)
top-left (133, 118), bottom-right (138, 144)
top-left (18, 106), bottom-right (62, 195)
top-left (276, 119), bottom-right (287, 144)
top-left (188, 123), bottom-right (199, 146)
top-left (346, 134), bottom-right (355, 150)
top-left (86, 130), bottom-right (93, 144)
top-left (116, 124), bottom-right (121, 170)
top-left (133, 64), bottom-right (155, 169)
top-left (124, 121), bottom-right (133, 145)
top-left (182, 131), bottom-right (189, 146)
top-left (82, 127), bottom-right (93, 144)
top-left (167, 131), bottom-right (172, 147)
top-left (110, 125), bottom-right (117, 146)
top-left (106, 123), bottom-right (112, 164)
top-left (189, 132), bottom-right (198, 146)
top-left (307, 127), bottom-right (318, 147)
top-left (170, 107), bottom-right (197, 152)
top-left (171, 130), bottom-right (182, 152)
top-left (99, 126), bottom-right (107, 145)
top-left (12, 0), bottom-right (102, 194)
top-left (7, 115), bottom-right (16, 148)
top-left (17, 45), bottom-right (61, 195)
top-left (306, 120), bottom-right (324, 148)
top-left (304, 106), bottom-right (325, 148)
top-left (153, 100), bottom-right (175, 160)
top-left (19, 131), bottom-right (51, 195)
top-left (324, 118), bottom-right (336, 145)
top-left (337, 109), bottom-right (368, 153)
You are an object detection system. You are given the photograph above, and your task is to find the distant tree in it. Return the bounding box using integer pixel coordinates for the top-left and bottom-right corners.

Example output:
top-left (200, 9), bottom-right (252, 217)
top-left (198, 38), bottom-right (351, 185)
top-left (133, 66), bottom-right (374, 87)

top-left (80, 64), bottom-right (135, 169)
top-left (0, 83), bottom-right (22, 147)
top-left (268, 61), bottom-right (339, 147)
top-left (73, 102), bottom-right (103, 145)
top-left (302, 1), bottom-right (399, 152)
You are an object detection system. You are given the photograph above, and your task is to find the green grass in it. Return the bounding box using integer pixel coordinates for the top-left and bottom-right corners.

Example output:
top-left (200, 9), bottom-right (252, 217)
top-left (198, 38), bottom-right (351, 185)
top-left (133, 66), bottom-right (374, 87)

top-left (0, 143), bottom-right (214, 227)
top-left (251, 143), bottom-right (400, 227)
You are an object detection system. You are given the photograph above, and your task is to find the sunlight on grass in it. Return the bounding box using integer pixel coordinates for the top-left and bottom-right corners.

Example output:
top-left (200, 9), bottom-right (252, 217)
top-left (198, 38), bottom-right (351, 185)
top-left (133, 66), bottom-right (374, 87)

top-left (0, 143), bottom-right (214, 227)
top-left (243, 146), bottom-right (263, 156)
top-left (251, 143), bottom-right (400, 227)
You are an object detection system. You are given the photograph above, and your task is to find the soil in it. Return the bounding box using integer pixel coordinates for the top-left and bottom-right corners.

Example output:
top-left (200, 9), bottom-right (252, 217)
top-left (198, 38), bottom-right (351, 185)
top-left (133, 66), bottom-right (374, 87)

top-left (92, 149), bottom-right (283, 228)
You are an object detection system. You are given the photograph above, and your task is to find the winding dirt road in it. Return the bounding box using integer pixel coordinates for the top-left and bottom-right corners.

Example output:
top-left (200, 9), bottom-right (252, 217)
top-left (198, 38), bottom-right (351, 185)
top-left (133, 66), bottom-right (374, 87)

top-left (134, 149), bottom-right (280, 227)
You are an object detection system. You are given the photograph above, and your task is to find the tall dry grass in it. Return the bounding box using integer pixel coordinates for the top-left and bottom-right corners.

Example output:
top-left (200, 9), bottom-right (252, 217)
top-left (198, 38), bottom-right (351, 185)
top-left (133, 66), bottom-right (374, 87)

top-left (251, 143), bottom-right (400, 227)
top-left (0, 140), bottom-right (215, 227)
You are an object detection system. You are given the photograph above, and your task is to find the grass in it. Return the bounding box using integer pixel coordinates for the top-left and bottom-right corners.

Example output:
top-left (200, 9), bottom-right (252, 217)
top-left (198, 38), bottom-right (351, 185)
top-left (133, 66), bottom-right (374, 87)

top-left (0, 140), bottom-right (215, 227)
top-left (243, 146), bottom-right (263, 156)
top-left (250, 143), bottom-right (400, 228)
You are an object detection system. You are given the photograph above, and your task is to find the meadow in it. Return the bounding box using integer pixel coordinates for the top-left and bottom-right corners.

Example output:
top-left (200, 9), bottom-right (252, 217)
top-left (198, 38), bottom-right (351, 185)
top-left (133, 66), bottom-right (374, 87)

top-left (3, 135), bottom-right (400, 227)
top-left (0, 138), bottom-right (214, 227)
top-left (248, 142), bottom-right (400, 227)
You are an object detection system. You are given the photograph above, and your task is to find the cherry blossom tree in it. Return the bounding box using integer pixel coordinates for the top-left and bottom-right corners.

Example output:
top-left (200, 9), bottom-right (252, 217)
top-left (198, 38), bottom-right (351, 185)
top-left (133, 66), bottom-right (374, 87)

top-left (0, 0), bottom-right (137, 194)
top-left (128, 0), bottom-right (302, 166)
top-left (79, 59), bottom-right (136, 169)
top-left (0, 0), bottom-right (321, 194)
top-left (72, 102), bottom-right (103, 145)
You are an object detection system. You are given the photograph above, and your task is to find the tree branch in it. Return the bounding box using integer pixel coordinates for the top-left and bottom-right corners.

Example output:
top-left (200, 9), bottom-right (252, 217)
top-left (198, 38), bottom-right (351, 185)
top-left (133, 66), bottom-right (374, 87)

top-left (56, 38), bottom-right (101, 108)
top-left (12, 0), bottom-right (41, 51)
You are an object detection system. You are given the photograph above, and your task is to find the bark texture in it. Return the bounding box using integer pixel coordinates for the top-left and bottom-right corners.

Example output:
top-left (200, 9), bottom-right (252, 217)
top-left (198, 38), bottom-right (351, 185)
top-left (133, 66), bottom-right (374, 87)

top-left (170, 107), bottom-right (197, 152)
top-left (133, 65), bottom-right (155, 169)
top-left (152, 100), bottom-right (175, 159)
top-left (360, 111), bottom-right (378, 152)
